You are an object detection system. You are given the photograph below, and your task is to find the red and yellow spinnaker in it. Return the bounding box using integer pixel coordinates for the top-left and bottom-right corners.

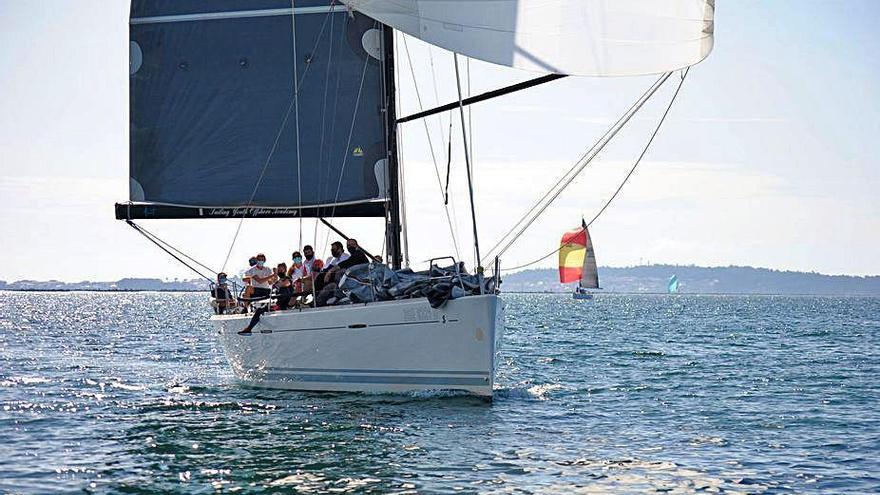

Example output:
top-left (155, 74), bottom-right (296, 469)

top-left (559, 227), bottom-right (587, 283)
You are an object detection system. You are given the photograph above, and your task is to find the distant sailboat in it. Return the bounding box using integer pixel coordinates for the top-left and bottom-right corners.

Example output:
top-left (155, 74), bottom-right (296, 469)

top-left (559, 220), bottom-right (599, 300)
top-left (668, 274), bottom-right (680, 294)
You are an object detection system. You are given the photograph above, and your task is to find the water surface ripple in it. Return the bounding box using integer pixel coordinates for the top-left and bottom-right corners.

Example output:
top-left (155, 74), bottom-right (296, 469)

top-left (0, 292), bottom-right (877, 493)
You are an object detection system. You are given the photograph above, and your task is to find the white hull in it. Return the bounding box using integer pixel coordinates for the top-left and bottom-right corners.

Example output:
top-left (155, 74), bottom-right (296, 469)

top-left (213, 295), bottom-right (504, 397)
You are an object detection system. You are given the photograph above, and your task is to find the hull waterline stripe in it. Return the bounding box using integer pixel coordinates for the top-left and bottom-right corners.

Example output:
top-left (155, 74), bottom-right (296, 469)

top-left (260, 372), bottom-right (489, 386)
top-left (268, 367), bottom-right (489, 376)
top-left (131, 6), bottom-right (338, 25)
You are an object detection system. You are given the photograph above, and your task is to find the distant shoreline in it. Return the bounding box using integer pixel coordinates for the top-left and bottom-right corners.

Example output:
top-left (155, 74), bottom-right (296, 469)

top-left (2, 264), bottom-right (877, 296)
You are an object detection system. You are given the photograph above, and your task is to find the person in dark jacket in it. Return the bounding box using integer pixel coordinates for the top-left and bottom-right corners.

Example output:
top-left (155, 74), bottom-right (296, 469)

top-left (211, 272), bottom-right (235, 314)
top-left (315, 238), bottom-right (370, 306)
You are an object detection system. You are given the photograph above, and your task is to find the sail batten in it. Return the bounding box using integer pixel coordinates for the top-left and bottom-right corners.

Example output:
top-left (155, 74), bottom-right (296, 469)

top-left (128, 0), bottom-right (391, 215)
top-left (342, 0), bottom-right (715, 76)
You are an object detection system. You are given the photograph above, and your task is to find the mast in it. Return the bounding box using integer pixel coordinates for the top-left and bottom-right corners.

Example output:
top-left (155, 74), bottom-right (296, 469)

top-left (382, 26), bottom-right (403, 270)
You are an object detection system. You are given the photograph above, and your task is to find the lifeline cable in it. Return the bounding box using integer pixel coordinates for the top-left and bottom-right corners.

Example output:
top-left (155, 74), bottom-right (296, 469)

top-left (503, 68), bottom-right (691, 272)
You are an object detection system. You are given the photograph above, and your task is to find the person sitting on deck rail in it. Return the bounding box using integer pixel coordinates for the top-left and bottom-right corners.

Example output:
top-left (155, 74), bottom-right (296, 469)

top-left (238, 274), bottom-right (295, 335)
top-left (315, 238), bottom-right (371, 307)
top-left (242, 254), bottom-right (275, 307)
top-left (211, 272), bottom-right (235, 314)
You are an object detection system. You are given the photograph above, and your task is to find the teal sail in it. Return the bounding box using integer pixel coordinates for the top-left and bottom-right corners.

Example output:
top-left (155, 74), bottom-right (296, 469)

top-left (667, 274), bottom-right (679, 294)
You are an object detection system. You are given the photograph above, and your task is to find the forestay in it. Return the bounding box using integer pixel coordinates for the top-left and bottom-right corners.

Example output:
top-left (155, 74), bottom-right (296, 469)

top-left (342, 0), bottom-right (714, 76)
top-left (126, 0), bottom-right (391, 218)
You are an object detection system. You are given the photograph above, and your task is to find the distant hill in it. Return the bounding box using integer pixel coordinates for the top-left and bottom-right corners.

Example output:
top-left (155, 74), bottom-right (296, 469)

top-left (2, 265), bottom-right (879, 295)
top-left (0, 278), bottom-right (207, 292)
top-left (502, 265), bottom-right (880, 295)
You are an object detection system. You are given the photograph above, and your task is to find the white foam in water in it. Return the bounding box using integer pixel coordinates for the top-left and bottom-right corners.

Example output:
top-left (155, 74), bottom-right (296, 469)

top-left (495, 382), bottom-right (565, 401)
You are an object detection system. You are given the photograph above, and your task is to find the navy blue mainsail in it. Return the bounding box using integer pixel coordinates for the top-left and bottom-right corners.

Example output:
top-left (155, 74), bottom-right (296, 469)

top-left (125, 0), bottom-right (389, 218)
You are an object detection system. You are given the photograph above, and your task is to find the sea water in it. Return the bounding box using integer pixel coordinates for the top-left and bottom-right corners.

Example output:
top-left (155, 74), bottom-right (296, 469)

top-left (0, 292), bottom-right (877, 494)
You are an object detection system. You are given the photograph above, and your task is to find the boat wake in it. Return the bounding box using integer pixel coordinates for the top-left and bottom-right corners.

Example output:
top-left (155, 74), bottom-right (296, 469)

top-left (495, 383), bottom-right (565, 401)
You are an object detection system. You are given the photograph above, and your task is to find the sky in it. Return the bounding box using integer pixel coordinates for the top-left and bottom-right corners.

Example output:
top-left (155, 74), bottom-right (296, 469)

top-left (1, 1), bottom-right (879, 283)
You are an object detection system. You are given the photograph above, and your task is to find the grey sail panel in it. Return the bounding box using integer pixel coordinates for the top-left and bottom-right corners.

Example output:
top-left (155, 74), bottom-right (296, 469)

top-left (580, 228), bottom-right (599, 289)
top-left (129, 0), bottom-right (389, 213)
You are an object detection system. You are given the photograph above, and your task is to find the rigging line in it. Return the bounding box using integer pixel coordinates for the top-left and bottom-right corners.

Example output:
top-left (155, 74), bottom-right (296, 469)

top-left (454, 53), bottom-right (482, 277)
top-left (314, 4), bottom-right (337, 249)
top-left (481, 71), bottom-right (671, 263)
top-left (320, 35), bottom-right (372, 253)
top-left (126, 221), bottom-right (218, 276)
top-left (319, 14), bottom-right (350, 255)
top-left (443, 118), bottom-right (453, 205)
top-left (504, 68), bottom-right (691, 272)
top-left (482, 72), bottom-right (669, 261)
top-left (126, 221), bottom-right (214, 283)
top-left (428, 46), bottom-right (464, 256)
top-left (319, 13), bottom-right (348, 255)
top-left (221, 5), bottom-right (338, 272)
top-left (291, 0), bottom-right (304, 249)
top-left (393, 30), bottom-right (410, 267)
top-left (488, 71), bottom-right (673, 263)
top-left (400, 35), bottom-right (461, 260)
top-left (467, 57), bottom-right (473, 179)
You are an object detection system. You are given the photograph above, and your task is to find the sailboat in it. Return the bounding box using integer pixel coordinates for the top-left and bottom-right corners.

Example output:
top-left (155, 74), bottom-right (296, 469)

top-left (116, 0), bottom-right (714, 397)
top-left (668, 274), bottom-right (680, 294)
top-left (559, 221), bottom-right (600, 300)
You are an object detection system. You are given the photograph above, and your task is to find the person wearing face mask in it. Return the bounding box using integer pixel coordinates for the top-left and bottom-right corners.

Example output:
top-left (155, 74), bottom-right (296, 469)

top-left (324, 241), bottom-right (349, 270)
top-left (275, 262), bottom-right (291, 287)
top-left (315, 238), bottom-right (370, 306)
top-left (312, 241), bottom-right (348, 294)
top-left (211, 272), bottom-right (235, 314)
top-left (287, 252), bottom-right (306, 293)
top-left (242, 253), bottom-right (275, 306)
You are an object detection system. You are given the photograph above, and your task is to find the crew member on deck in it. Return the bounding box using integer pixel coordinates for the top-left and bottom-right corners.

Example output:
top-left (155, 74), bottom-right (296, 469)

top-left (287, 252), bottom-right (306, 293)
top-left (211, 272), bottom-right (235, 314)
top-left (313, 241), bottom-right (349, 294)
top-left (299, 245), bottom-right (323, 299)
top-left (242, 253), bottom-right (274, 306)
top-left (315, 239), bottom-right (370, 306)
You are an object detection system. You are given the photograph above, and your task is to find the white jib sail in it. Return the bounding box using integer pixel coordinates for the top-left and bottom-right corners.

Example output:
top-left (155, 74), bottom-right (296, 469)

top-left (341, 0), bottom-right (715, 76)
